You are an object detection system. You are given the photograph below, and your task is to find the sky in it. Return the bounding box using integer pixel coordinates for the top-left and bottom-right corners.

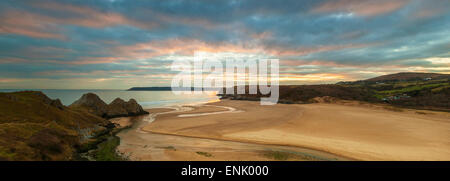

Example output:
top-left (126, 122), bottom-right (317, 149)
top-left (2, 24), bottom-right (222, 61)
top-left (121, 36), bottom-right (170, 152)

top-left (0, 0), bottom-right (449, 89)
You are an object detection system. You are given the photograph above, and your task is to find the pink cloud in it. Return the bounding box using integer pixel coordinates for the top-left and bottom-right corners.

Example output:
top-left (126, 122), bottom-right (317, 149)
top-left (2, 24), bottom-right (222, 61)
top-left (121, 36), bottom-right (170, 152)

top-left (109, 37), bottom-right (380, 62)
top-left (61, 57), bottom-right (124, 65)
top-left (266, 42), bottom-right (378, 57)
top-left (0, 57), bottom-right (29, 64)
top-left (31, 2), bottom-right (157, 29)
top-left (0, 78), bottom-right (24, 83)
top-left (60, 38), bottom-right (381, 65)
top-left (408, 3), bottom-right (447, 20)
top-left (0, 10), bottom-right (65, 39)
top-left (280, 59), bottom-right (354, 67)
top-left (312, 0), bottom-right (410, 17)
top-left (110, 38), bottom-right (266, 60)
top-left (0, 2), bottom-right (156, 39)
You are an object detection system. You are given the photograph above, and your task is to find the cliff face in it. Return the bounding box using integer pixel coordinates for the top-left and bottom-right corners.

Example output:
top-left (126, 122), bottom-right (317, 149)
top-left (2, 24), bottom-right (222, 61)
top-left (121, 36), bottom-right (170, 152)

top-left (69, 93), bottom-right (109, 117)
top-left (0, 91), bottom-right (108, 161)
top-left (106, 98), bottom-right (129, 117)
top-left (107, 98), bottom-right (147, 118)
top-left (70, 93), bottom-right (149, 118)
top-left (0, 91), bottom-right (148, 161)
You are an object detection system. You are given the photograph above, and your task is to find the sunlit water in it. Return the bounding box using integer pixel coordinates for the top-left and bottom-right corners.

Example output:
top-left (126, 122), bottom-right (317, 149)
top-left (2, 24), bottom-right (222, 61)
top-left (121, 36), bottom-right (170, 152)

top-left (0, 89), bottom-right (219, 108)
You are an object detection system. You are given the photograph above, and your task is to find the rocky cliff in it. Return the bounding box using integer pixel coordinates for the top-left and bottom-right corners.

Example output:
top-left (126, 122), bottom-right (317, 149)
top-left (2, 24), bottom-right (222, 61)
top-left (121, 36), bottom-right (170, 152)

top-left (70, 93), bottom-right (149, 118)
top-left (69, 93), bottom-right (109, 117)
top-left (0, 91), bottom-right (149, 161)
top-left (0, 91), bottom-right (108, 161)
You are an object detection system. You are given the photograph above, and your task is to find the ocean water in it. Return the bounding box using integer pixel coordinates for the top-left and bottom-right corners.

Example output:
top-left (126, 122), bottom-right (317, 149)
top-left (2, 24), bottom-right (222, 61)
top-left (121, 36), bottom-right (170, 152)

top-left (0, 89), bottom-right (220, 108)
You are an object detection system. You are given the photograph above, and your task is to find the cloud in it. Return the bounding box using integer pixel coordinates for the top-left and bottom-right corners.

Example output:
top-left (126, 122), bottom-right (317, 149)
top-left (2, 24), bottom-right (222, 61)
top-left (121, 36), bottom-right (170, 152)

top-left (407, 0), bottom-right (449, 20)
top-left (0, 1), bottom-right (156, 39)
top-left (30, 1), bottom-right (157, 29)
top-left (0, 78), bottom-right (24, 83)
top-left (312, 0), bottom-right (410, 17)
top-left (0, 10), bottom-right (65, 39)
top-left (0, 57), bottom-right (29, 64)
top-left (0, 0), bottom-right (449, 88)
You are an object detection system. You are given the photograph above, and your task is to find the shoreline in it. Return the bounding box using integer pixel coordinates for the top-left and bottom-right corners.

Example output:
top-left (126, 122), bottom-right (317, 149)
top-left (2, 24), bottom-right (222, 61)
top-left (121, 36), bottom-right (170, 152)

top-left (137, 99), bottom-right (450, 161)
top-left (116, 103), bottom-right (350, 161)
top-left (139, 102), bottom-right (353, 160)
top-left (144, 129), bottom-right (354, 161)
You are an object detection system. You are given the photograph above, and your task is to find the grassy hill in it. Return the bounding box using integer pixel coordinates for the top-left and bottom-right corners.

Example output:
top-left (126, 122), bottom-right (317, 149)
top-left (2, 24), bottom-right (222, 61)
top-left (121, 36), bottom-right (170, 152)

top-left (220, 84), bottom-right (377, 104)
top-left (0, 91), bottom-right (109, 161)
top-left (364, 72), bottom-right (449, 82)
top-left (339, 72), bottom-right (449, 111)
top-left (221, 72), bottom-right (450, 111)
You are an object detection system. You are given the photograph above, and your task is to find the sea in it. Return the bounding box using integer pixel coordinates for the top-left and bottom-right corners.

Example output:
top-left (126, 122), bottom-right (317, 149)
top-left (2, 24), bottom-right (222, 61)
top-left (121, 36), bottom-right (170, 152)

top-left (0, 89), bottom-right (220, 109)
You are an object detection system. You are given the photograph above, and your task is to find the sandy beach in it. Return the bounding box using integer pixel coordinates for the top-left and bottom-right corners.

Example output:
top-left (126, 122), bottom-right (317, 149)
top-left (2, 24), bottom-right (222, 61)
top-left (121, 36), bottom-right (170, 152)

top-left (118, 100), bottom-right (450, 161)
top-left (116, 104), bottom-right (347, 161)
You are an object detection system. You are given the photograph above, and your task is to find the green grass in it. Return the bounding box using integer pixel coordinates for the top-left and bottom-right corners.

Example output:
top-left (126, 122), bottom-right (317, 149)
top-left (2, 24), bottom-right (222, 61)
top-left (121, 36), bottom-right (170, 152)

top-left (263, 151), bottom-right (290, 160)
top-left (164, 146), bottom-right (176, 151)
top-left (93, 136), bottom-right (124, 161)
top-left (432, 85), bottom-right (450, 92)
top-left (0, 91), bottom-right (111, 160)
top-left (196, 151), bottom-right (212, 157)
top-left (377, 82), bottom-right (449, 95)
top-left (373, 94), bottom-right (385, 99)
top-left (0, 146), bottom-right (17, 160)
top-left (262, 150), bottom-right (332, 161)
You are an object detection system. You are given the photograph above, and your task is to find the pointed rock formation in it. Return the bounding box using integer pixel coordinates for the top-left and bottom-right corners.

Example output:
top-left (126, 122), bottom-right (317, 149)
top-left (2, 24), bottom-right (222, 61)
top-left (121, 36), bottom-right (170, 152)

top-left (106, 98), bottom-right (128, 118)
top-left (106, 98), bottom-right (148, 118)
top-left (29, 91), bottom-right (66, 110)
top-left (70, 93), bottom-right (148, 118)
top-left (69, 93), bottom-right (109, 117)
top-left (125, 99), bottom-right (146, 115)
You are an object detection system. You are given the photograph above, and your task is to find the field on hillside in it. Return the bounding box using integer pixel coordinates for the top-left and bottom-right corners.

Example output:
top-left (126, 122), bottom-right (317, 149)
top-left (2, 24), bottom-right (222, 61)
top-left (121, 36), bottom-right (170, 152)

top-left (221, 73), bottom-right (450, 111)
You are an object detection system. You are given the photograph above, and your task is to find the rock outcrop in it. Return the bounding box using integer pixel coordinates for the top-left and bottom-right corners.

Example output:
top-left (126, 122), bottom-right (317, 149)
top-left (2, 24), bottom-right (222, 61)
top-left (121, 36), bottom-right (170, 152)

top-left (32, 91), bottom-right (65, 110)
top-left (106, 98), bottom-right (128, 117)
top-left (70, 93), bottom-right (149, 118)
top-left (69, 93), bottom-right (109, 117)
top-left (0, 91), bottom-right (108, 161)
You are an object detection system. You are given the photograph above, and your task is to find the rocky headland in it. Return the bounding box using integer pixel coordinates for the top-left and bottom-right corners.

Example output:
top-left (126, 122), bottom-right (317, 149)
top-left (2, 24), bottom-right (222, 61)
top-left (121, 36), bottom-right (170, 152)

top-left (69, 93), bottom-right (149, 118)
top-left (0, 91), bottom-right (148, 161)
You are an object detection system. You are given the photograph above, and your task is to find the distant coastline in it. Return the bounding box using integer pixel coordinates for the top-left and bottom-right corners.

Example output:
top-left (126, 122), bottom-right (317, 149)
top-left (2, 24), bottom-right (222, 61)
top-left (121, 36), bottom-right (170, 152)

top-left (127, 87), bottom-right (222, 91)
top-left (127, 87), bottom-right (174, 91)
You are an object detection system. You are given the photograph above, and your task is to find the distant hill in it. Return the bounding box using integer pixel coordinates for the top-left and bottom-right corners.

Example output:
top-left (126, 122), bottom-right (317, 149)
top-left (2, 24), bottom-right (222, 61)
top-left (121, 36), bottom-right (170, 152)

top-left (221, 72), bottom-right (449, 111)
top-left (127, 87), bottom-right (173, 91)
top-left (127, 87), bottom-right (222, 91)
top-left (365, 72), bottom-right (449, 82)
top-left (219, 84), bottom-right (378, 103)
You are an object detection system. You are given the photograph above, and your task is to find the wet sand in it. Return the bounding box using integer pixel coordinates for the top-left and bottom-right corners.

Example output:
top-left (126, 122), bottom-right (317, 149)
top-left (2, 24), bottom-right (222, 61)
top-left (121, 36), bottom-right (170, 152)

top-left (116, 105), bottom-right (349, 161)
top-left (140, 100), bottom-right (450, 161)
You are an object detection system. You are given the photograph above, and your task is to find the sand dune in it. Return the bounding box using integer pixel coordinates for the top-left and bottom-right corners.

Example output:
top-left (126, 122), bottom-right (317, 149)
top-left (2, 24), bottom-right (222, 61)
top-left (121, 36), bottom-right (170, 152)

top-left (143, 100), bottom-right (450, 160)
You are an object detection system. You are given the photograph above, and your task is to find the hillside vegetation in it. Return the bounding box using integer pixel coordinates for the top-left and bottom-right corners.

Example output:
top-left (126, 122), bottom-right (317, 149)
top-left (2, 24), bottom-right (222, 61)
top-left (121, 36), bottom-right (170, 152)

top-left (220, 84), bottom-right (377, 104)
top-left (221, 72), bottom-right (450, 111)
top-left (0, 91), bottom-right (109, 160)
top-left (0, 91), bottom-right (146, 161)
top-left (338, 72), bottom-right (449, 111)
